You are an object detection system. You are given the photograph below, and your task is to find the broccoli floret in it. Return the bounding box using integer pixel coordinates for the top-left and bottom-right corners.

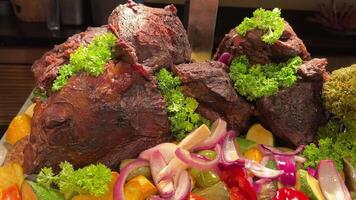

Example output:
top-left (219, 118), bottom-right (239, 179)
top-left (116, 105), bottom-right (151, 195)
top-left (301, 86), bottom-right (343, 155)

top-left (323, 65), bottom-right (356, 124)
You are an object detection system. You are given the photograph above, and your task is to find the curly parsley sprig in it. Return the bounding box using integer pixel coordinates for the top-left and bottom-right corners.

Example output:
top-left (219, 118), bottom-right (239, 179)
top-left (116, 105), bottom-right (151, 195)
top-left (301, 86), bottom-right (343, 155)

top-left (52, 32), bottom-right (117, 92)
top-left (229, 55), bottom-right (302, 101)
top-left (156, 69), bottom-right (210, 140)
top-left (37, 161), bottom-right (112, 197)
top-left (235, 8), bottom-right (285, 44)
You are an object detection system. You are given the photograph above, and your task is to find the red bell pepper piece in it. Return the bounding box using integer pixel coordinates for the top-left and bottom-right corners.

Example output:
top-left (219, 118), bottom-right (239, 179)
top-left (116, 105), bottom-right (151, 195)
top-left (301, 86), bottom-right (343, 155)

top-left (1, 184), bottom-right (22, 200)
top-left (219, 165), bottom-right (257, 200)
top-left (273, 188), bottom-right (309, 200)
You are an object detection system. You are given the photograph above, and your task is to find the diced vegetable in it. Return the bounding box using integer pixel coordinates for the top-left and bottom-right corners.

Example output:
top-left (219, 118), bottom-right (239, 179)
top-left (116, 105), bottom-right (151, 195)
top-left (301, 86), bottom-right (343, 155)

top-left (254, 179), bottom-right (278, 200)
top-left (124, 175), bottom-right (157, 200)
top-left (343, 157), bottom-right (356, 192)
top-left (120, 159), bottom-right (152, 181)
top-left (193, 182), bottom-right (229, 200)
top-left (265, 160), bottom-right (277, 170)
top-left (235, 138), bottom-right (256, 153)
top-left (244, 148), bottom-right (263, 163)
top-left (189, 150), bottom-right (220, 188)
top-left (25, 103), bottom-right (36, 117)
top-left (318, 160), bottom-right (352, 200)
top-left (5, 113), bottom-right (31, 145)
top-left (185, 193), bottom-right (207, 200)
top-left (246, 124), bottom-right (274, 146)
top-left (1, 184), bottom-right (21, 200)
top-left (272, 188), bottom-right (309, 200)
top-left (0, 164), bottom-right (24, 191)
top-left (298, 169), bottom-right (326, 200)
top-left (28, 181), bottom-right (64, 200)
top-left (21, 181), bottom-right (38, 200)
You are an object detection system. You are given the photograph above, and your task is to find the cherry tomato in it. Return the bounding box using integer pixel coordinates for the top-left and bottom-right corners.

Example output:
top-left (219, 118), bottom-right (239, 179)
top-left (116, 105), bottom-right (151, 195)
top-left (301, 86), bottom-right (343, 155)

top-left (1, 184), bottom-right (21, 200)
top-left (185, 193), bottom-right (207, 200)
top-left (273, 188), bottom-right (309, 200)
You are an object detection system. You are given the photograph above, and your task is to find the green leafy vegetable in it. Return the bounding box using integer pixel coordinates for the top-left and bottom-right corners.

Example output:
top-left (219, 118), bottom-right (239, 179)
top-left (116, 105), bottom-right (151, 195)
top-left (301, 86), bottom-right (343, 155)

top-left (303, 121), bottom-right (355, 171)
top-left (37, 161), bottom-right (112, 197)
top-left (235, 8), bottom-right (285, 44)
top-left (52, 32), bottom-right (117, 91)
top-left (316, 119), bottom-right (342, 140)
top-left (28, 181), bottom-right (64, 200)
top-left (156, 68), bottom-right (210, 140)
top-left (229, 55), bottom-right (302, 101)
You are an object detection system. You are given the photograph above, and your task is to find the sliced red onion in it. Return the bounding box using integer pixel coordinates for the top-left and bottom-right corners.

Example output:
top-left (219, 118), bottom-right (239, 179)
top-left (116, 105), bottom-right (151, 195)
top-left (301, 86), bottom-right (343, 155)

top-left (175, 145), bottom-right (221, 171)
top-left (178, 124), bottom-right (211, 150)
top-left (307, 167), bottom-right (317, 178)
top-left (217, 52), bottom-right (232, 65)
top-left (149, 150), bottom-right (174, 198)
top-left (140, 143), bottom-right (178, 163)
top-left (172, 170), bottom-right (191, 200)
top-left (157, 157), bottom-right (187, 183)
top-left (294, 155), bottom-right (306, 163)
top-left (244, 159), bottom-right (283, 179)
top-left (221, 130), bottom-right (240, 163)
top-left (193, 118), bottom-right (227, 151)
top-left (113, 159), bottom-right (149, 200)
top-left (253, 178), bottom-right (273, 194)
top-left (274, 155), bottom-right (296, 186)
top-left (318, 160), bottom-right (351, 200)
top-left (260, 156), bottom-right (271, 166)
top-left (260, 144), bottom-right (305, 156)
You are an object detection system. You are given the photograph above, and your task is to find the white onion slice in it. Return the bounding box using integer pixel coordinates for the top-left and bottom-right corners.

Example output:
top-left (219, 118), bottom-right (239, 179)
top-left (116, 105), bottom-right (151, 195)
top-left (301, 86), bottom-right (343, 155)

top-left (193, 118), bottom-right (227, 151)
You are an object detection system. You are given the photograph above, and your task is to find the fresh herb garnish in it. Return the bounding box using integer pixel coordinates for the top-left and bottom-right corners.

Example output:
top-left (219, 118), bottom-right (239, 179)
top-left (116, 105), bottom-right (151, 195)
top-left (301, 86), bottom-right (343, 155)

top-left (156, 68), bottom-right (210, 140)
top-left (52, 32), bottom-right (117, 92)
top-left (235, 8), bottom-right (285, 44)
top-left (37, 161), bottom-right (112, 197)
top-left (303, 120), bottom-right (355, 171)
top-left (229, 55), bottom-right (302, 101)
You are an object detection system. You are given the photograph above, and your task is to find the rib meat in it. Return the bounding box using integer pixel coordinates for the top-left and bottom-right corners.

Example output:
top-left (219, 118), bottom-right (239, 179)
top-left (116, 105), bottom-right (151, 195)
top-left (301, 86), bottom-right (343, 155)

top-left (172, 61), bottom-right (254, 131)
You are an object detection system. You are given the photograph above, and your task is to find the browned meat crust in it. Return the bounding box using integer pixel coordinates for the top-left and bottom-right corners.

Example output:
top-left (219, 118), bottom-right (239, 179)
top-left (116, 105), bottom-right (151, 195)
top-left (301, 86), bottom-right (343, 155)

top-left (172, 61), bottom-right (254, 131)
top-left (109, 2), bottom-right (191, 74)
top-left (214, 21), bottom-right (310, 65)
top-left (256, 59), bottom-right (329, 146)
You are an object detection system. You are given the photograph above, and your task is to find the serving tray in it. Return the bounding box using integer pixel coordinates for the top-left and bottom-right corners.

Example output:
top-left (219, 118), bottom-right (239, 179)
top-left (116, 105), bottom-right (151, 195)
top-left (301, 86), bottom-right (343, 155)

top-left (0, 90), bottom-right (34, 165)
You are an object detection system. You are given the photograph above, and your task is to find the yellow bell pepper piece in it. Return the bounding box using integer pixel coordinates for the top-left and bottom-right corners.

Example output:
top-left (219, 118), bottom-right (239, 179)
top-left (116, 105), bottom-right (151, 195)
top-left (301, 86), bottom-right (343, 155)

top-left (6, 113), bottom-right (32, 145)
top-left (0, 164), bottom-right (24, 192)
top-left (124, 175), bottom-right (157, 200)
top-left (243, 148), bottom-right (263, 163)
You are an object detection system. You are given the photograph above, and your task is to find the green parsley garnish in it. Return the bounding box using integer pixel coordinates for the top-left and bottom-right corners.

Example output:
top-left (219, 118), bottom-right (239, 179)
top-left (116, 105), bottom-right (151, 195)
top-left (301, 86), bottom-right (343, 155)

top-left (32, 88), bottom-right (47, 102)
top-left (303, 120), bottom-right (356, 171)
top-left (229, 55), bottom-right (302, 101)
top-left (235, 8), bottom-right (285, 44)
top-left (156, 69), bottom-right (210, 140)
top-left (37, 161), bottom-right (112, 197)
top-left (52, 32), bottom-right (117, 91)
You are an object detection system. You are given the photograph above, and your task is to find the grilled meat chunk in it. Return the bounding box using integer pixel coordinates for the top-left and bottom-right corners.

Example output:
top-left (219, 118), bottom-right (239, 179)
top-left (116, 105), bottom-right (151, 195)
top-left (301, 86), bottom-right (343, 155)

top-left (172, 61), bottom-right (254, 131)
top-left (256, 59), bottom-right (328, 146)
top-left (24, 61), bottom-right (170, 173)
top-left (214, 22), bottom-right (310, 65)
top-left (109, 1), bottom-right (191, 74)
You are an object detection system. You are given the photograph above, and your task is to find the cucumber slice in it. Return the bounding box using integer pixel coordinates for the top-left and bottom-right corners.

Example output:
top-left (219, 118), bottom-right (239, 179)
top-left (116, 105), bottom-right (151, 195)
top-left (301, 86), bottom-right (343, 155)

top-left (298, 169), bottom-right (326, 200)
top-left (246, 123), bottom-right (274, 146)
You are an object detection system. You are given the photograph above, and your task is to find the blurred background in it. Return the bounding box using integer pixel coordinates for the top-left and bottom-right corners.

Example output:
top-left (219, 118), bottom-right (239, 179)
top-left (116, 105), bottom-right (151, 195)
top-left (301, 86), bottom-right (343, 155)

top-left (0, 0), bottom-right (355, 133)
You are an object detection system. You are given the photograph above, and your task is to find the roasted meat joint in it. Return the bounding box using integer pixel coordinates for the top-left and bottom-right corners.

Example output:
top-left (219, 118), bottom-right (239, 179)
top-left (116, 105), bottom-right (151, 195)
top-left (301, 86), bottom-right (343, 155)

top-left (1, 2), bottom-right (355, 200)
